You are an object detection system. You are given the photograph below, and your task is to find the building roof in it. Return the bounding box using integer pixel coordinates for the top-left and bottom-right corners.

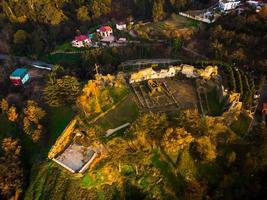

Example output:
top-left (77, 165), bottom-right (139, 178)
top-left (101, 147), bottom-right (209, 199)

top-left (131, 68), bottom-right (155, 80)
top-left (74, 35), bottom-right (89, 41)
top-left (10, 68), bottom-right (28, 78)
top-left (98, 26), bottom-right (113, 32)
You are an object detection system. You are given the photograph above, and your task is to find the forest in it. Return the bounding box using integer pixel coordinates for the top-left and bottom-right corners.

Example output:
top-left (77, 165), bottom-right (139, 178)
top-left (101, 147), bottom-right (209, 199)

top-left (0, 0), bottom-right (267, 200)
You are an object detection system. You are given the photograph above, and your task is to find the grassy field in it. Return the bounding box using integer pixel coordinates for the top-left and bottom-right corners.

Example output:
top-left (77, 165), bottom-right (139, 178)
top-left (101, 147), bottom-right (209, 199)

top-left (230, 112), bottom-right (252, 136)
top-left (47, 106), bottom-right (74, 147)
top-left (95, 94), bottom-right (139, 130)
top-left (42, 53), bottom-right (81, 65)
top-left (135, 14), bottom-right (199, 40)
top-left (157, 14), bottom-right (200, 29)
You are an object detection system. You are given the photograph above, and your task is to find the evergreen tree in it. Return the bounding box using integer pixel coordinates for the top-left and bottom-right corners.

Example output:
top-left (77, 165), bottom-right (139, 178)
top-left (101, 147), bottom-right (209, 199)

top-left (43, 75), bottom-right (81, 107)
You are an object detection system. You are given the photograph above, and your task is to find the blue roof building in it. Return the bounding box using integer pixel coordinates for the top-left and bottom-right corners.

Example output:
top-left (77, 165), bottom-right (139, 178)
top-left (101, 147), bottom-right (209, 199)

top-left (10, 68), bottom-right (30, 85)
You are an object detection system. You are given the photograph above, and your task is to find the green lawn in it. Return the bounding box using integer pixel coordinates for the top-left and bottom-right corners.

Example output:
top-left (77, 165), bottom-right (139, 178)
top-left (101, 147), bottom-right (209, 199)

top-left (95, 94), bottom-right (139, 130)
top-left (230, 112), bottom-right (252, 136)
top-left (42, 53), bottom-right (81, 65)
top-left (150, 14), bottom-right (198, 31)
top-left (81, 171), bottom-right (105, 188)
top-left (47, 106), bottom-right (74, 147)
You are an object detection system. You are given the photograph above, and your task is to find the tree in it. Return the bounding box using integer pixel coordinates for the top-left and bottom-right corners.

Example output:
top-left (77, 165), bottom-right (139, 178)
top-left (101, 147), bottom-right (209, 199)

top-left (152, 0), bottom-right (164, 22)
top-left (77, 79), bottom-right (114, 116)
top-left (8, 106), bottom-right (18, 122)
top-left (0, 138), bottom-right (23, 199)
top-left (77, 6), bottom-right (91, 22)
top-left (192, 136), bottom-right (217, 161)
top-left (23, 100), bottom-right (46, 142)
top-left (13, 29), bottom-right (28, 44)
top-left (162, 128), bottom-right (194, 156)
top-left (127, 112), bottom-right (168, 150)
top-left (170, 0), bottom-right (192, 12)
top-left (43, 75), bottom-right (81, 107)
top-left (0, 98), bottom-right (9, 114)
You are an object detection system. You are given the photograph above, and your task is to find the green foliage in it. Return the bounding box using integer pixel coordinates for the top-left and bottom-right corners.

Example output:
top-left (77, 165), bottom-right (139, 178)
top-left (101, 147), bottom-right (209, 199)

top-left (13, 29), bottom-right (28, 44)
top-left (121, 164), bottom-right (135, 176)
top-left (47, 106), bottom-right (73, 147)
top-left (235, 69), bottom-right (243, 94)
top-left (207, 88), bottom-right (225, 116)
top-left (225, 65), bottom-right (236, 92)
top-left (176, 148), bottom-right (197, 179)
top-left (128, 113), bottom-right (168, 150)
top-left (76, 6), bottom-right (90, 22)
top-left (43, 75), bottom-right (81, 107)
top-left (192, 136), bottom-right (217, 161)
top-left (198, 162), bottom-right (223, 187)
top-left (230, 112), bottom-right (251, 136)
top-left (152, 0), bottom-right (164, 22)
top-left (152, 151), bottom-right (186, 197)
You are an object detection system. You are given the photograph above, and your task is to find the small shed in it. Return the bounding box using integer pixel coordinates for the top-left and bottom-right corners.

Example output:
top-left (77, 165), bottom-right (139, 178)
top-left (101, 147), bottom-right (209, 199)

top-left (10, 68), bottom-right (30, 86)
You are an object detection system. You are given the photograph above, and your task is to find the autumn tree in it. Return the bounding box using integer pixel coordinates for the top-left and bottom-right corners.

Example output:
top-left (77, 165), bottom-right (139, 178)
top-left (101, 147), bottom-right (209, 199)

top-left (176, 109), bottom-right (207, 135)
top-left (192, 136), bottom-right (217, 161)
top-left (0, 98), bottom-right (9, 114)
top-left (77, 79), bottom-right (113, 116)
top-left (23, 100), bottom-right (46, 142)
top-left (0, 138), bottom-right (23, 199)
top-left (162, 128), bottom-right (194, 156)
top-left (127, 112), bottom-right (168, 150)
top-left (8, 106), bottom-right (18, 122)
top-left (43, 75), bottom-right (81, 107)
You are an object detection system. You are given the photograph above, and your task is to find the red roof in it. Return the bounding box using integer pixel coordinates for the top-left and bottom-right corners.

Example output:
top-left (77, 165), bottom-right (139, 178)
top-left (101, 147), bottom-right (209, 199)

top-left (75, 35), bottom-right (89, 41)
top-left (99, 26), bottom-right (112, 32)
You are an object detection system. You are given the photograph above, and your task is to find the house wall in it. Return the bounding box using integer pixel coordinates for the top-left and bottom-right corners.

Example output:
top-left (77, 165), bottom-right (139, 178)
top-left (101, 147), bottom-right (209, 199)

top-left (116, 24), bottom-right (127, 30)
top-left (219, 1), bottom-right (240, 11)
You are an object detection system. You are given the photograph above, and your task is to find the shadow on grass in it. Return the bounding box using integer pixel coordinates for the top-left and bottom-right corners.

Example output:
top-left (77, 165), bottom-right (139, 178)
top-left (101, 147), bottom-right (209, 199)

top-left (151, 150), bottom-right (186, 198)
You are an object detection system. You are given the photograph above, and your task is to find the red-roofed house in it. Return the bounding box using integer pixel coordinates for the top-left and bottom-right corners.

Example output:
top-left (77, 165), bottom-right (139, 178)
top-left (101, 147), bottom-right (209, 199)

top-left (97, 26), bottom-right (113, 38)
top-left (72, 35), bottom-right (91, 48)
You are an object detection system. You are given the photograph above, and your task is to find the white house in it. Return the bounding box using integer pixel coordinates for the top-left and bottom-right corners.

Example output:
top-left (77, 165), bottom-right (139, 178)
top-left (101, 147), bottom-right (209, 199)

top-left (97, 26), bottom-right (113, 38)
top-left (219, 0), bottom-right (241, 11)
top-left (130, 67), bottom-right (177, 83)
top-left (116, 22), bottom-right (127, 31)
top-left (71, 35), bottom-right (91, 48)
